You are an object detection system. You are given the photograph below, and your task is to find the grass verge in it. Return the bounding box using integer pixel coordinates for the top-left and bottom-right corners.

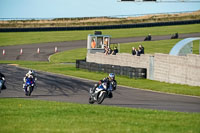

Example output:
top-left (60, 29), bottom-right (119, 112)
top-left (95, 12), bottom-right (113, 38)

top-left (0, 98), bottom-right (199, 133)
top-left (115, 39), bottom-right (200, 54)
top-left (50, 39), bottom-right (199, 63)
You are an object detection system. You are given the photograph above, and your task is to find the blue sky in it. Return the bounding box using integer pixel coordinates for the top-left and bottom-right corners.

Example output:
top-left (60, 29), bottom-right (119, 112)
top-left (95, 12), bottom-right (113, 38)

top-left (0, 0), bottom-right (200, 19)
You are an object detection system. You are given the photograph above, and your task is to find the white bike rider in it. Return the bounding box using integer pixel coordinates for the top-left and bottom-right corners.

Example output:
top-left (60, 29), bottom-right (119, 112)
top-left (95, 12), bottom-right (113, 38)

top-left (92, 73), bottom-right (117, 98)
top-left (23, 70), bottom-right (37, 90)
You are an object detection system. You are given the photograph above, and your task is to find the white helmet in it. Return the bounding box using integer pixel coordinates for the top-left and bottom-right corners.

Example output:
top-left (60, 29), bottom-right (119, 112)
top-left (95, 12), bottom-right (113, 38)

top-left (28, 70), bottom-right (35, 75)
top-left (108, 73), bottom-right (115, 81)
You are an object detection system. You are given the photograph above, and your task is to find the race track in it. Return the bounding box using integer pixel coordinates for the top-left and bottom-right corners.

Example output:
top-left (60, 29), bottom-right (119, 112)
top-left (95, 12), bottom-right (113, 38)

top-left (1, 33), bottom-right (200, 61)
top-left (0, 64), bottom-right (200, 113)
top-left (0, 33), bottom-right (200, 112)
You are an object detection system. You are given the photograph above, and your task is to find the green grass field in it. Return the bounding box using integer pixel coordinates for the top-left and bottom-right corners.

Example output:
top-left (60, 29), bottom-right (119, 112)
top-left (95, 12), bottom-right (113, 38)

top-left (1, 23), bottom-right (200, 133)
top-left (0, 24), bottom-right (200, 46)
top-left (50, 39), bottom-right (200, 63)
top-left (116, 39), bottom-right (200, 54)
top-left (0, 98), bottom-right (199, 133)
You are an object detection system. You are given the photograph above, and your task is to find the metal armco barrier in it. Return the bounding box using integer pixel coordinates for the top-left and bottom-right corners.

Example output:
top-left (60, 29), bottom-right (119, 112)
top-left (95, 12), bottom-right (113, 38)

top-left (1, 20), bottom-right (200, 32)
top-left (76, 60), bottom-right (147, 79)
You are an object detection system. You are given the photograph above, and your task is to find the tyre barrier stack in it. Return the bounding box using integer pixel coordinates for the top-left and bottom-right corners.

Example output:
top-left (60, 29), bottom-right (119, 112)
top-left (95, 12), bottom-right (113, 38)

top-left (76, 60), bottom-right (147, 79)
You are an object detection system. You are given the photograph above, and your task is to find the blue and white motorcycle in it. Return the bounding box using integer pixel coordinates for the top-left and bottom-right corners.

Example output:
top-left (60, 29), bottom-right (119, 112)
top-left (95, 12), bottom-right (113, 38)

top-left (89, 82), bottom-right (114, 104)
top-left (24, 77), bottom-right (35, 96)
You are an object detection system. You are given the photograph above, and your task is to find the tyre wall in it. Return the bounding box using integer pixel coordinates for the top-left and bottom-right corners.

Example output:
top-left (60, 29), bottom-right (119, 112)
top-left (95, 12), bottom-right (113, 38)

top-left (76, 59), bottom-right (147, 79)
top-left (86, 52), bottom-right (150, 78)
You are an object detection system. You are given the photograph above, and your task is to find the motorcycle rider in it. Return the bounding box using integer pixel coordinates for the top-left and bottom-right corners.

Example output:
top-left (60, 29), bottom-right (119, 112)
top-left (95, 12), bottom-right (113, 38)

top-left (23, 70), bottom-right (37, 91)
top-left (91, 73), bottom-right (117, 98)
top-left (0, 72), bottom-right (6, 93)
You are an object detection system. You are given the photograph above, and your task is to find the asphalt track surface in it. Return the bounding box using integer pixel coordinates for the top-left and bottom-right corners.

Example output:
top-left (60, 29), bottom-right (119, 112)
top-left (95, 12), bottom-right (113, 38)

top-left (0, 33), bottom-right (200, 112)
top-left (0, 64), bottom-right (200, 113)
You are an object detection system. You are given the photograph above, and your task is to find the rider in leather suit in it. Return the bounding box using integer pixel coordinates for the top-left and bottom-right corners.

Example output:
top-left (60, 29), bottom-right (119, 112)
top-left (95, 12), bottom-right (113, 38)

top-left (92, 73), bottom-right (117, 98)
top-left (23, 70), bottom-right (37, 90)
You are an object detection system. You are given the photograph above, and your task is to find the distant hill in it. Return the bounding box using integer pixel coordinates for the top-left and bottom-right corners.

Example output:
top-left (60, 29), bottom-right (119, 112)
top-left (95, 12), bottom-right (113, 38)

top-left (0, 10), bottom-right (200, 28)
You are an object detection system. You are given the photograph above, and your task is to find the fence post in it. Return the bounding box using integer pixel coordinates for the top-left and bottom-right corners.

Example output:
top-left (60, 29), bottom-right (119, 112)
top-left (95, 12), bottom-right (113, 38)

top-left (149, 55), bottom-right (154, 80)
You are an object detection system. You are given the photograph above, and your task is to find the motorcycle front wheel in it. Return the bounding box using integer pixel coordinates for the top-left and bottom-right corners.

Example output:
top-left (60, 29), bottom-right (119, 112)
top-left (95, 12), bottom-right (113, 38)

top-left (27, 86), bottom-right (32, 96)
top-left (89, 97), bottom-right (94, 104)
top-left (97, 92), bottom-right (106, 104)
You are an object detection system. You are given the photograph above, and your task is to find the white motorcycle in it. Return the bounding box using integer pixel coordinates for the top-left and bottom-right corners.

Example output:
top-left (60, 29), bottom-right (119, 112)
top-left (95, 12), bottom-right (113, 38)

top-left (89, 81), bottom-right (115, 104)
top-left (0, 77), bottom-right (6, 93)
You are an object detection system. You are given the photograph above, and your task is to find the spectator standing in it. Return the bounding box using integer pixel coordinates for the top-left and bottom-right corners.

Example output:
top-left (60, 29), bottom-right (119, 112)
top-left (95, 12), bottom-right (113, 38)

top-left (104, 46), bottom-right (109, 55)
top-left (132, 47), bottom-right (138, 56)
top-left (108, 48), bottom-right (112, 55)
top-left (91, 39), bottom-right (96, 48)
top-left (138, 48), bottom-right (142, 56)
top-left (138, 45), bottom-right (144, 54)
top-left (111, 47), bottom-right (118, 55)
top-left (104, 38), bottom-right (109, 47)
